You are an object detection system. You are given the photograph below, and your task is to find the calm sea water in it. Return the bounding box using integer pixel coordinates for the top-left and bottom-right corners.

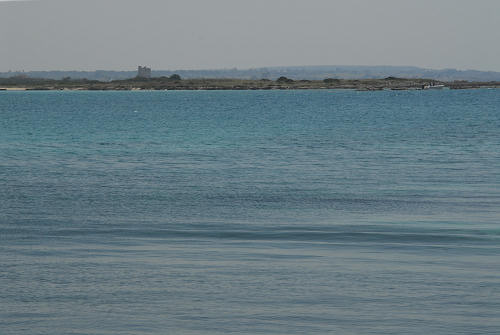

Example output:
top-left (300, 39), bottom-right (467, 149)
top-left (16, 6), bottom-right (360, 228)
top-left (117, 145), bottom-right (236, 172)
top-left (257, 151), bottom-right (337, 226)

top-left (1, 90), bottom-right (500, 335)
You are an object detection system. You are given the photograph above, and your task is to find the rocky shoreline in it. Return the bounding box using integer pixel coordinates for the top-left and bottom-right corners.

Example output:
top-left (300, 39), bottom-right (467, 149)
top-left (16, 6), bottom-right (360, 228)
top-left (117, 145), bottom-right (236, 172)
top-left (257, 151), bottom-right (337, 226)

top-left (1, 76), bottom-right (499, 91)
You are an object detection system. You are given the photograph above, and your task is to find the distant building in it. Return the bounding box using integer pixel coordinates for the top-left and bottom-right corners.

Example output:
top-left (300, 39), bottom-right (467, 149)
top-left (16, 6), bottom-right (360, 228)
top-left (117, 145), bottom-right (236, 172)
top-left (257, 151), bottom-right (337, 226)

top-left (137, 66), bottom-right (151, 79)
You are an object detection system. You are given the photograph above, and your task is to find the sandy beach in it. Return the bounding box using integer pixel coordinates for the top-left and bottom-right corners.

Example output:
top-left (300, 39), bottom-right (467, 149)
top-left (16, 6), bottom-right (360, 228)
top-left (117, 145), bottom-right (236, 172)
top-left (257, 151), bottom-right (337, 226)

top-left (0, 87), bottom-right (27, 91)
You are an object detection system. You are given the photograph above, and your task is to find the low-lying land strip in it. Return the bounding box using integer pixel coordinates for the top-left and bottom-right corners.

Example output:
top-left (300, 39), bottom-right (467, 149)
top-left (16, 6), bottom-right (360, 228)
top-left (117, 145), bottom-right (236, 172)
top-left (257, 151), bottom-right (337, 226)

top-left (1, 76), bottom-right (499, 91)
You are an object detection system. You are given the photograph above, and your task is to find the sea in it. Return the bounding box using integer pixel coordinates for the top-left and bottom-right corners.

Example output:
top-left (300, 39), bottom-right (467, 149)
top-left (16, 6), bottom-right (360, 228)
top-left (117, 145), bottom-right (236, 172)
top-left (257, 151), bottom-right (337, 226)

top-left (1, 89), bottom-right (499, 335)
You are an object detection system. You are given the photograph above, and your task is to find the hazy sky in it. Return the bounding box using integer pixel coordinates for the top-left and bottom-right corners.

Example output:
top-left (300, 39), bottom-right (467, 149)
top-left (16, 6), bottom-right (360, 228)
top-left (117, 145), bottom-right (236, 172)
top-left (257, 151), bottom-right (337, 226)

top-left (1, 0), bottom-right (500, 72)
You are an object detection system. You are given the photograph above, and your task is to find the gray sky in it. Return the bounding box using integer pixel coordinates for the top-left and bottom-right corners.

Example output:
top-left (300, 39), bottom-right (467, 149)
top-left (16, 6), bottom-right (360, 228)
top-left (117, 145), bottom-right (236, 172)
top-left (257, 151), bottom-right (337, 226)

top-left (1, 0), bottom-right (500, 72)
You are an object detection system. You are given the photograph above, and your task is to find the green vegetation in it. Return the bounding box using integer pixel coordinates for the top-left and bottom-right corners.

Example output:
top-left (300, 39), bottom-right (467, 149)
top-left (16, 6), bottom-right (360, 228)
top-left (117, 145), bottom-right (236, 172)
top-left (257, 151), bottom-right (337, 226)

top-left (276, 76), bottom-right (294, 83)
top-left (0, 76), bottom-right (498, 91)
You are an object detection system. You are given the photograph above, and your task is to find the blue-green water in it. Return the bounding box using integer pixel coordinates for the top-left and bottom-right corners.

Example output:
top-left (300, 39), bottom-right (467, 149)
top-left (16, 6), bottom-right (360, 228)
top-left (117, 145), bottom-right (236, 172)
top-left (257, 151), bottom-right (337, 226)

top-left (1, 90), bottom-right (500, 335)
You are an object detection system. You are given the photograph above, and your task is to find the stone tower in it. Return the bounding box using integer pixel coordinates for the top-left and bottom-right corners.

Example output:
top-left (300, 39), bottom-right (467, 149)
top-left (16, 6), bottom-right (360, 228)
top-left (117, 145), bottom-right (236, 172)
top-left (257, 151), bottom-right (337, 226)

top-left (137, 66), bottom-right (152, 79)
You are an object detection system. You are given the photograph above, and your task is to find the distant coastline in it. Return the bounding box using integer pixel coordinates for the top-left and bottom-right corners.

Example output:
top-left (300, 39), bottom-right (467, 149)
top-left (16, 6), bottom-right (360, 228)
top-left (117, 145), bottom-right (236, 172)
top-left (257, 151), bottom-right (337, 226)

top-left (3, 65), bottom-right (500, 82)
top-left (1, 76), bottom-right (499, 91)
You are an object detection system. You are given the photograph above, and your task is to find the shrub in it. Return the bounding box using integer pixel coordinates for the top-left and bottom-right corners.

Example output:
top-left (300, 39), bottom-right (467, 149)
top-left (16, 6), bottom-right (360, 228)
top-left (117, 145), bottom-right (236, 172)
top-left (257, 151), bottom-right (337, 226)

top-left (277, 76), bottom-right (293, 83)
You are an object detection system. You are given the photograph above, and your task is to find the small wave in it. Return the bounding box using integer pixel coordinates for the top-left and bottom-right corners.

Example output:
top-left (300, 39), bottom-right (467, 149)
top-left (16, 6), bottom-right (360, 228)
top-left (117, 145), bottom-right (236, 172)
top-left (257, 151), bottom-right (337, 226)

top-left (28, 227), bottom-right (497, 245)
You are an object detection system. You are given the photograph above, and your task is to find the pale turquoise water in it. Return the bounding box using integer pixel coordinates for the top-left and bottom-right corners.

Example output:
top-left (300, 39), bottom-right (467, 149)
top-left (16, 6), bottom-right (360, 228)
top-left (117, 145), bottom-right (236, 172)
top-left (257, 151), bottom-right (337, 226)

top-left (1, 90), bottom-right (500, 334)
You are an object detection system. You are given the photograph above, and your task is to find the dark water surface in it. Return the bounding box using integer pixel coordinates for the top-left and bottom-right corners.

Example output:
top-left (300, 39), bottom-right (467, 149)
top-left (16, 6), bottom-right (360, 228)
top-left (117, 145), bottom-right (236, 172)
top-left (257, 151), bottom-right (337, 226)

top-left (1, 90), bottom-right (500, 334)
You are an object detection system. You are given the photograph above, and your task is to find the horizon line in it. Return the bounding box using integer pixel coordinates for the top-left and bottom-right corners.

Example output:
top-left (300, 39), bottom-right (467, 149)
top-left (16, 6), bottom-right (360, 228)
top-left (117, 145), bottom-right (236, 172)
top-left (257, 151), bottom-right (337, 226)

top-left (2, 64), bottom-right (500, 74)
